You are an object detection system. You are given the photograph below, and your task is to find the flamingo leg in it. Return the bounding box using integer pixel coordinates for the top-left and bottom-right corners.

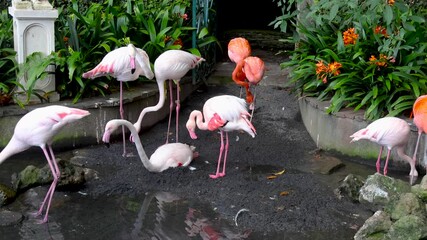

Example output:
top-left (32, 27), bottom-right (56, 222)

top-left (249, 86), bottom-right (257, 122)
top-left (376, 146), bottom-right (384, 173)
top-left (210, 131), bottom-right (225, 179)
top-left (219, 132), bottom-right (229, 177)
top-left (35, 145), bottom-right (60, 223)
top-left (383, 149), bottom-right (392, 176)
top-left (175, 82), bottom-right (181, 143)
top-left (166, 80), bottom-right (174, 144)
top-left (412, 132), bottom-right (422, 164)
top-left (120, 81), bottom-right (127, 157)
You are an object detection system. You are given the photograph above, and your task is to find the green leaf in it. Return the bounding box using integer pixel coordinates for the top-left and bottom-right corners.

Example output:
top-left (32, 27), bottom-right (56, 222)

top-left (384, 5), bottom-right (393, 26)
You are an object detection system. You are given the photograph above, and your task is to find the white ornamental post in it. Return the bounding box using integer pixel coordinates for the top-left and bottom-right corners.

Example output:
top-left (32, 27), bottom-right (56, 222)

top-left (8, 0), bottom-right (59, 103)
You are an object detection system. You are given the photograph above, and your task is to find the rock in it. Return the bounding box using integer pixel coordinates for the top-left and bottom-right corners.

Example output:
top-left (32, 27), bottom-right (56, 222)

top-left (354, 210), bottom-right (392, 240)
top-left (411, 175), bottom-right (427, 202)
top-left (12, 160), bottom-right (86, 192)
top-left (335, 174), bottom-right (365, 202)
top-left (0, 210), bottom-right (23, 226)
top-left (387, 215), bottom-right (427, 240)
top-left (0, 183), bottom-right (16, 206)
top-left (359, 173), bottom-right (411, 208)
top-left (310, 155), bottom-right (345, 175)
top-left (389, 193), bottom-right (426, 221)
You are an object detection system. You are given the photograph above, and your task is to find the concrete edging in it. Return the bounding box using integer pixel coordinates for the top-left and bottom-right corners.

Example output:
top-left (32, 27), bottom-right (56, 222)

top-left (298, 96), bottom-right (426, 170)
top-left (0, 78), bottom-right (199, 151)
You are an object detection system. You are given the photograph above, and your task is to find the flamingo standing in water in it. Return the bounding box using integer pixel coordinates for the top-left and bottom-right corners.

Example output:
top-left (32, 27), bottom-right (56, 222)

top-left (186, 95), bottom-right (256, 178)
top-left (83, 44), bottom-right (154, 156)
top-left (412, 95), bottom-right (427, 172)
top-left (350, 117), bottom-right (417, 178)
top-left (0, 105), bottom-right (90, 223)
top-left (228, 37), bottom-right (251, 98)
top-left (132, 50), bottom-right (205, 144)
top-left (103, 119), bottom-right (198, 172)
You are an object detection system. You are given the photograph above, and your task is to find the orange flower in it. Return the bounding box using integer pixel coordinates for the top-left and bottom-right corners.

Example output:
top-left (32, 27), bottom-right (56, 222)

top-left (328, 62), bottom-right (342, 76)
top-left (374, 26), bottom-right (388, 37)
top-left (173, 38), bottom-right (183, 47)
top-left (369, 54), bottom-right (389, 68)
top-left (343, 28), bottom-right (358, 45)
top-left (388, 0), bottom-right (395, 6)
top-left (315, 60), bottom-right (342, 83)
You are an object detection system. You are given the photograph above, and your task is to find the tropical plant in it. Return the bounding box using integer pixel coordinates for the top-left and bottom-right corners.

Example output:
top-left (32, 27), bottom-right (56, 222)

top-left (271, 0), bottom-right (427, 119)
top-left (0, 9), bottom-right (19, 106)
top-left (18, 0), bottom-right (218, 104)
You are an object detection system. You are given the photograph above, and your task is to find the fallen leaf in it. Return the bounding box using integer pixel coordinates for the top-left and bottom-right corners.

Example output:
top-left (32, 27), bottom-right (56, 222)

top-left (280, 191), bottom-right (290, 196)
top-left (273, 169), bottom-right (286, 176)
top-left (266, 175), bottom-right (277, 180)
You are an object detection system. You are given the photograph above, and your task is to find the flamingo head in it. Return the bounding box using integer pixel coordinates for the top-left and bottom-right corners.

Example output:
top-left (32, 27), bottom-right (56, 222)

top-left (102, 119), bottom-right (122, 147)
top-left (136, 49), bottom-right (154, 80)
top-left (186, 118), bottom-right (198, 139)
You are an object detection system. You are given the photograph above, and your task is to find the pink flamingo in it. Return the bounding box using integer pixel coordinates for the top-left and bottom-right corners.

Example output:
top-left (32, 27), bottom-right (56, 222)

top-left (82, 44), bottom-right (154, 156)
top-left (132, 50), bottom-right (205, 144)
top-left (186, 95), bottom-right (256, 178)
top-left (242, 56), bottom-right (265, 120)
top-left (103, 119), bottom-right (198, 172)
top-left (0, 105), bottom-right (90, 223)
top-left (350, 116), bottom-right (417, 177)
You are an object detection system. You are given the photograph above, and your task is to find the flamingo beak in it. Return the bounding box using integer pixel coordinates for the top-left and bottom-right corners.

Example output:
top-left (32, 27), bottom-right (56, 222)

top-left (131, 68), bottom-right (136, 74)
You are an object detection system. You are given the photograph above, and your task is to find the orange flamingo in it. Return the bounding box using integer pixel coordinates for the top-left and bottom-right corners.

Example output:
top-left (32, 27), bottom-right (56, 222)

top-left (242, 56), bottom-right (265, 120)
top-left (412, 95), bottom-right (427, 175)
top-left (228, 37), bottom-right (251, 97)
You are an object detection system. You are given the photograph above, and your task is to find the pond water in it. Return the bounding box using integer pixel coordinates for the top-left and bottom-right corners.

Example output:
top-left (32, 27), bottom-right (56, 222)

top-left (0, 148), bottom-right (417, 240)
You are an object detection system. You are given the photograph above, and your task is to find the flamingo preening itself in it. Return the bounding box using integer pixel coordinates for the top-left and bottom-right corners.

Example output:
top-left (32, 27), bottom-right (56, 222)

top-left (82, 44), bottom-right (154, 157)
top-left (131, 50), bottom-right (205, 144)
top-left (103, 119), bottom-right (198, 172)
top-left (350, 116), bottom-right (417, 180)
top-left (0, 105), bottom-right (90, 223)
top-left (186, 95), bottom-right (256, 179)
top-left (228, 38), bottom-right (265, 120)
top-left (228, 37), bottom-right (251, 98)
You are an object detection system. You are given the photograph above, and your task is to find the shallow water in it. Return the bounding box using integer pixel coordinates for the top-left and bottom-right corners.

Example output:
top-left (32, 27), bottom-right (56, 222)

top-left (0, 149), bottom-right (418, 240)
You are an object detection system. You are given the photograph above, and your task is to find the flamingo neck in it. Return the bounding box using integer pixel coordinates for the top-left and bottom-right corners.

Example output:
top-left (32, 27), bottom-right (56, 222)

top-left (190, 110), bottom-right (209, 131)
top-left (0, 137), bottom-right (30, 165)
top-left (116, 120), bottom-right (156, 171)
top-left (133, 79), bottom-right (167, 133)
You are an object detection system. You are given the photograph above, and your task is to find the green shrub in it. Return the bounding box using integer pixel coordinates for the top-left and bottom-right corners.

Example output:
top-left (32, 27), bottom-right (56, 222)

top-left (272, 0), bottom-right (427, 119)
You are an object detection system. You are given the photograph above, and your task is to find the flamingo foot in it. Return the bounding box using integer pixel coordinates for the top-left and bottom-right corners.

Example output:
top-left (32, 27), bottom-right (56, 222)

top-left (209, 173), bottom-right (225, 179)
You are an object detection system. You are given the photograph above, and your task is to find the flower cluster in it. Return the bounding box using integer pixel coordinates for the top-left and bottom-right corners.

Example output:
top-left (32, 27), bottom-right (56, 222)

top-left (374, 26), bottom-right (388, 37)
top-left (388, 0), bottom-right (395, 6)
top-left (343, 28), bottom-right (358, 45)
top-left (316, 60), bottom-right (342, 83)
top-left (369, 54), bottom-right (395, 68)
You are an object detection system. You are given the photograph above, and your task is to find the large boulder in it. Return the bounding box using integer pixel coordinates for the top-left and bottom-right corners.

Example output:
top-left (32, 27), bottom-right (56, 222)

top-left (359, 173), bottom-right (411, 208)
top-left (12, 160), bottom-right (86, 192)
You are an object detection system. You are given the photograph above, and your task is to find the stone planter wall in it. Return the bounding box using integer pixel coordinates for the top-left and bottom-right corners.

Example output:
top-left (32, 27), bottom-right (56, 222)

top-left (0, 78), bottom-right (199, 151)
top-left (298, 97), bottom-right (425, 171)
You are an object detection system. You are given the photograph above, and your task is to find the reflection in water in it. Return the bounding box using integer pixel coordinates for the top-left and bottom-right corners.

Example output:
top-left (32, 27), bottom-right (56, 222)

top-left (131, 192), bottom-right (251, 240)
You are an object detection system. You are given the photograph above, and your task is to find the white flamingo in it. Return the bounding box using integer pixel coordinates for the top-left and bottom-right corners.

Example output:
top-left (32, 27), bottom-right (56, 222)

top-left (131, 50), bottom-right (205, 144)
top-left (103, 119), bottom-right (198, 172)
top-left (83, 44), bottom-right (154, 156)
top-left (0, 105), bottom-right (90, 223)
top-left (186, 95), bottom-right (256, 178)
